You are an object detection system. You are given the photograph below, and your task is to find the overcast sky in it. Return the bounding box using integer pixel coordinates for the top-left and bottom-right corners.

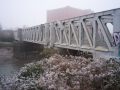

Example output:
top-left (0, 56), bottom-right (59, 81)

top-left (0, 0), bottom-right (120, 30)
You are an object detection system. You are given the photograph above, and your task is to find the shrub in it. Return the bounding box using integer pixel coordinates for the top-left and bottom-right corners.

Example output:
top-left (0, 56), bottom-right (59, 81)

top-left (0, 54), bottom-right (120, 90)
top-left (19, 62), bottom-right (44, 78)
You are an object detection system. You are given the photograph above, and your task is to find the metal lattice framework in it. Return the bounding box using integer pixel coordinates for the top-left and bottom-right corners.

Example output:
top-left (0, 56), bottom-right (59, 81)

top-left (14, 8), bottom-right (120, 54)
top-left (22, 25), bottom-right (45, 44)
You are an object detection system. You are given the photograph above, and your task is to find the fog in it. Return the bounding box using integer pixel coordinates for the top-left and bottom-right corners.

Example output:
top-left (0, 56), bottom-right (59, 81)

top-left (0, 0), bottom-right (120, 30)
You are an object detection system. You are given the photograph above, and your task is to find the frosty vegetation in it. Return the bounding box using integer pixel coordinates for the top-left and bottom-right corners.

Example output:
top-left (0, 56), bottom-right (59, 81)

top-left (0, 54), bottom-right (120, 90)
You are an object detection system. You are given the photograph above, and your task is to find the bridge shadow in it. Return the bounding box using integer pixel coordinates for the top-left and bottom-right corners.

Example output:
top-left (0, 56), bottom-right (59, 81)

top-left (13, 41), bottom-right (93, 60)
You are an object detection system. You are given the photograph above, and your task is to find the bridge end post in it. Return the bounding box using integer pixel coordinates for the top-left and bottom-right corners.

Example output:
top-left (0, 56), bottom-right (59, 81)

top-left (18, 28), bottom-right (22, 41)
top-left (113, 9), bottom-right (120, 57)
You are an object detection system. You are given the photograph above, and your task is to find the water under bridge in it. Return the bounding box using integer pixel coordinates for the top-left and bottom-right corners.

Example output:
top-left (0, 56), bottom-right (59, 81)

top-left (13, 8), bottom-right (120, 58)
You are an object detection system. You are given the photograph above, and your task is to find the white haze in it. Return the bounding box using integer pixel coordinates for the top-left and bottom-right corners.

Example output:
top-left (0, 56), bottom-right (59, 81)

top-left (0, 0), bottom-right (119, 32)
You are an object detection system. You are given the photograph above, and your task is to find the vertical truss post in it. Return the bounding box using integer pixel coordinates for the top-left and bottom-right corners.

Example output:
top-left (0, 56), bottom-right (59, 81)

top-left (22, 29), bottom-right (24, 40)
top-left (68, 22), bottom-right (71, 45)
top-left (38, 25), bottom-right (42, 42)
top-left (50, 23), bottom-right (55, 47)
top-left (31, 28), bottom-right (33, 41)
top-left (35, 27), bottom-right (38, 42)
top-left (29, 28), bottom-right (31, 41)
top-left (60, 27), bottom-right (63, 44)
top-left (33, 27), bottom-right (35, 41)
top-left (30, 28), bottom-right (32, 41)
top-left (27, 29), bottom-right (29, 41)
top-left (25, 29), bottom-right (27, 40)
top-left (93, 19), bottom-right (97, 49)
top-left (57, 21), bottom-right (63, 44)
top-left (45, 24), bottom-right (49, 46)
top-left (79, 22), bottom-right (83, 47)
top-left (78, 22), bottom-right (81, 48)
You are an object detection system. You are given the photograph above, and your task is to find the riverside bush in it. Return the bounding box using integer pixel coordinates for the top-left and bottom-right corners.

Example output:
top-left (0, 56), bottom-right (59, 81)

top-left (0, 54), bottom-right (120, 90)
top-left (19, 62), bottom-right (44, 78)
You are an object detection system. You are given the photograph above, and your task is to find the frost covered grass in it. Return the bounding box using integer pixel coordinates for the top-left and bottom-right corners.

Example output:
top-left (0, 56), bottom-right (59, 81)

top-left (0, 54), bottom-right (120, 90)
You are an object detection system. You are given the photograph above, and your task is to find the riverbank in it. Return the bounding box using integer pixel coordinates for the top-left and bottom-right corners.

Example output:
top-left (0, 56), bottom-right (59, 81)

top-left (0, 47), bottom-right (13, 61)
top-left (0, 42), bottom-right (13, 47)
top-left (0, 42), bottom-right (18, 77)
top-left (0, 42), bottom-right (14, 61)
top-left (0, 42), bottom-right (42, 77)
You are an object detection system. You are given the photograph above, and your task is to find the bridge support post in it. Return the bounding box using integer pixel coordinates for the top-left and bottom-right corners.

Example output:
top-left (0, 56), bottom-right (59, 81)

top-left (113, 9), bottom-right (120, 56)
top-left (93, 52), bottom-right (99, 60)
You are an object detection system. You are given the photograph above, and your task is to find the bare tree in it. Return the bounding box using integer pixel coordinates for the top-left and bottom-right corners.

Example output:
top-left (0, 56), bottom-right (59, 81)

top-left (23, 25), bottom-right (27, 28)
top-left (0, 23), bottom-right (2, 40)
top-left (0, 23), bottom-right (2, 31)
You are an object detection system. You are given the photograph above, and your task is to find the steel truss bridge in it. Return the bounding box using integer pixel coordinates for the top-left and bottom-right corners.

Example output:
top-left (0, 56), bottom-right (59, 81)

top-left (14, 8), bottom-right (120, 57)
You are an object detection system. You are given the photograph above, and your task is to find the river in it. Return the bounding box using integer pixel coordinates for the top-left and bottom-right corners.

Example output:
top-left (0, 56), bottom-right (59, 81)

top-left (0, 47), bottom-right (41, 77)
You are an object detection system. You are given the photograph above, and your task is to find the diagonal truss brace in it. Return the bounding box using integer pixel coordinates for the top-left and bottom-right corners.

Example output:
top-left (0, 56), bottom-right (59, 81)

top-left (70, 21), bottom-right (79, 46)
top-left (54, 24), bottom-right (60, 43)
top-left (96, 16), bottom-right (112, 51)
top-left (81, 20), bottom-right (93, 48)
